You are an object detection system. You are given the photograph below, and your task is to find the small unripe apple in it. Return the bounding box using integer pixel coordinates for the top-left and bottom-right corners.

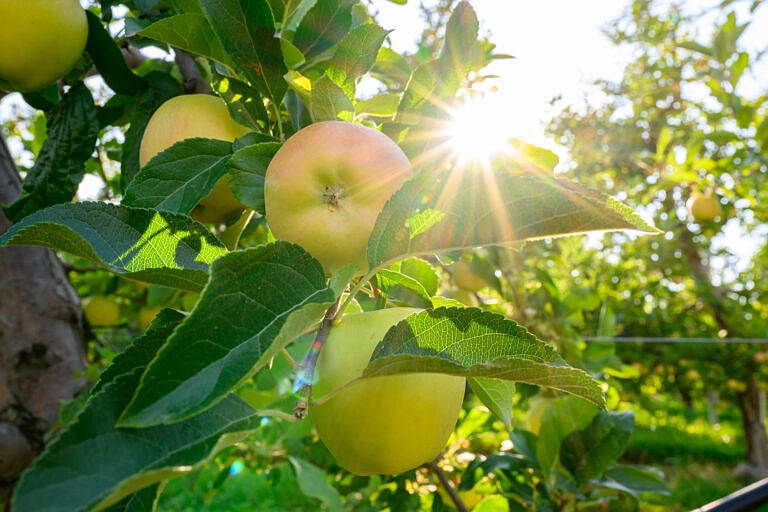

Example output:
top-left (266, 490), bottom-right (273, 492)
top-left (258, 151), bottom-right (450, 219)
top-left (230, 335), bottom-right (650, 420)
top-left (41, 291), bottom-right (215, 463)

top-left (138, 306), bottom-right (162, 330)
top-left (310, 308), bottom-right (466, 476)
top-left (0, 0), bottom-right (88, 92)
top-left (452, 260), bottom-right (487, 292)
top-left (264, 121), bottom-right (412, 274)
top-left (686, 193), bottom-right (722, 223)
top-left (139, 94), bottom-right (251, 224)
top-left (82, 296), bottom-right (120, 327)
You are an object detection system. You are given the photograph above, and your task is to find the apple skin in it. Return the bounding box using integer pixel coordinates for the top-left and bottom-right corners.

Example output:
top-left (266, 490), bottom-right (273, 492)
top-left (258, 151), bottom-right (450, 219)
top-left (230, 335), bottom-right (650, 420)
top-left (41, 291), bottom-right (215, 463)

top-left (139, 94), bottom-right (251, 224)
top-left (310, 307), bottom-right (466, 476)
top-left (264, 121), bottom-right (412, 274)
top-left (453, 260), bottom-right (487, 293)
top-left (0, 0), bottom-right (88, 92)
top-left (686, 193), bottom-right (722, 223)
top-left (82, 296), bottom-right (120, 327)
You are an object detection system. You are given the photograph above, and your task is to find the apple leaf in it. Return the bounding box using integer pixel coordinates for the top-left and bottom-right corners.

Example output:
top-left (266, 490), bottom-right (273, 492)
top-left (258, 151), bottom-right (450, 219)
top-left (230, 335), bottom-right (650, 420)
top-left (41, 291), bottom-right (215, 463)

top-left (288, 457), bottom-right (344, 512)
top-left (560, 411), bottom-right (635, 483)
top-left (310, 75), bottom-right (355, 122)
top-left (138, 13), bottom-right (233, 66)
top-left (98, 484), bottom-right (163, 512)
top-left (227, 141), bottom-right (282, 213)
top-left (122, 138), bottom-right (233, 214)
top-left (469, 377), bottom-right (517, 428)
top-left (292, 0), bottom-right (355, 61)
top-left (200, 0), bottom-right (287, 106)
top-left (11, 315), bottom-right (261, 512)
top-left (118, 242), bottom-right (336, 427)
top-left (86, 11), bottom-right (148, 96)
top-left (330, 23), bottom-right (391, 80)
top-left (536, 395), bottom-right (601, 476)
top-left (0, 202), bottom-right (227, 291)
top-left (367, 172), bottom-right (660, 270)
top-left (3, 83), bottom-right (99, 222)
top-left (363, 307), bottom-right (605, 409)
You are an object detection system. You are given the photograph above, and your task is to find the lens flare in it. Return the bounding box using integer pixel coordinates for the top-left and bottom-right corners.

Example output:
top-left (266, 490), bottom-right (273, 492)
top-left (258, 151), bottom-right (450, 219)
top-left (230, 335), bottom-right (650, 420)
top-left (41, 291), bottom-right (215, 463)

top-left (443, 95), bottom-right (513, 165)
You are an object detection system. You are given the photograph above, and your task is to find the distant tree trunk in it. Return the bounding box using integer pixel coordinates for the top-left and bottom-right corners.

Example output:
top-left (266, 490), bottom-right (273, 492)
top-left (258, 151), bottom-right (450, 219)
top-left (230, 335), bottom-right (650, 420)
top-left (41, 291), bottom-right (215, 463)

top-left (735, 375), bottom-right (768, 479)
top-left (0, 132), bottom-right (85, 504)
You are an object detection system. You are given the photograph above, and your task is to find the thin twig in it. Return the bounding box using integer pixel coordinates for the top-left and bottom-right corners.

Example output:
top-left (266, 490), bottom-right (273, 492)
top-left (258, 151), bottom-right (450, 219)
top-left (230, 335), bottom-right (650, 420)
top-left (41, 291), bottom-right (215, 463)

top-left (173, 48), bottom-right (212, 95)
top-left (427, 460), bottom-right (469, 512)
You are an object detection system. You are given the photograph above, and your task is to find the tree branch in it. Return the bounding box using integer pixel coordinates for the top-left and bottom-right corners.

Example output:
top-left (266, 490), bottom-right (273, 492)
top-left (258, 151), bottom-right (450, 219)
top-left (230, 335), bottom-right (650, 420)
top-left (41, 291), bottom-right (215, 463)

top-left (174, 48), bottom-right (212, 95)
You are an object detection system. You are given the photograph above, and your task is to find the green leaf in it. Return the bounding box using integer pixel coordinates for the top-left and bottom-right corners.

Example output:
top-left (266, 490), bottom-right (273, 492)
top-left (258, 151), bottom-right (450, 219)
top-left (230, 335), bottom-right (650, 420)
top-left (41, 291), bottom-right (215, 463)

top-left (603, 466), bottom-right (670, 496)
top-left (376, 268), bottom-right (433, 308)
top-left (118, 242), bottom-right (336, 427)
top-left (364, 307), bottom-right (605, 409)
top-left (93, 309), bottom-right (185, 395)
top-left (200, 0), bottom-right (288, 105)
top-left (288, 457), bottom-right (344, 512)
top-left (122, 138), bottom-right (233, 214)
top-left (11, 325), bottom-right (261, 512)
top-left (330, 23), bottom-right (390, 79)
top-left (293, 0), bottom-right (355, 61)
top-left (0, 202), bottom-right (227, 291)
top-left (310, 74), bottom-right (354, 122)
top-left (469, 377), bottom-right (516, 428)
top-left (86, 11), bottom-right (148, 96)
top-left (367, 173), bottom-right (660, 270)
top-left (536, 396), bottom-right (600, 478)
top-left (438, 1), bottom-right (481, 93)
top-left (560, 411), bottom-right (634, 482)
top-left (99, 484), bottom-right (163, 512)
top-left (3, 83), bottom-right (99, 222)
top-left (227, 142), bottom-right (282, 213)
top-left (139, 13), bottom-right (232, 66)
top-left (356, 93), bottom-right (400, 117)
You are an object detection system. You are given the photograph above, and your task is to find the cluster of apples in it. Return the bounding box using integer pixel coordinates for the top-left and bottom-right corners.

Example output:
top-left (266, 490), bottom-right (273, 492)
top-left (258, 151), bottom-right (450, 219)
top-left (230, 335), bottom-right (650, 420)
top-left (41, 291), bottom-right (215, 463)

top-left (2, 1), bottom-right (465, 477)
top-left (141, 95), bottom-right (465, 475)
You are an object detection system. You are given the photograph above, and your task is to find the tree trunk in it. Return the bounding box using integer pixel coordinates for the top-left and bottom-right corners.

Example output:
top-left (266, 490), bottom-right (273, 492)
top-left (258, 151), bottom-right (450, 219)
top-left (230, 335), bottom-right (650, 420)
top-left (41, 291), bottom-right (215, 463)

top-left (734, 374), bottom-right (768, 479)
top-left (0, 131), bottom-right (85, 503)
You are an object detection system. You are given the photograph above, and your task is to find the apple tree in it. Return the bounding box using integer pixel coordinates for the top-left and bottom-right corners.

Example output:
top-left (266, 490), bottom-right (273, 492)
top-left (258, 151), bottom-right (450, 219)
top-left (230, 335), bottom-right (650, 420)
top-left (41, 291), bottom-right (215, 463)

top-left (548, 0), bottom-right (768, 478)
top-left (0, 0), bottom-right (663, 510)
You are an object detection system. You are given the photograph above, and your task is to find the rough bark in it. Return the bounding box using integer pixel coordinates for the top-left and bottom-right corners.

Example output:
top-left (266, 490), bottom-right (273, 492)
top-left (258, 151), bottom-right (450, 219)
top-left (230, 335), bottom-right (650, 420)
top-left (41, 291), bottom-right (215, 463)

top-left (0, 131), bottom-right (86, 503)
top-left (735, 375), bottom-right (768, 479)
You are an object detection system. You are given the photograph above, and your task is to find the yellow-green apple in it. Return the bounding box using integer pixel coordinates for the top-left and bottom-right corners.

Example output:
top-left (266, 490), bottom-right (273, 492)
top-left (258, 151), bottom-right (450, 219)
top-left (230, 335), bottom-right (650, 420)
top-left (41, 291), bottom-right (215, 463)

top-left (0, 0), bottom-right (88, 92)
top-left (82, 296), bottom-right (120, 327)
top-left (139, 94), bottom-right (251, 224)
top-left (452, 260), bottom-right (487, 293)
top-left (264, 121), bottom-right (412, 274)
top-left (310, 307), bottom-right (465, 475)
top-left (686, 193), bottom-right (722, 223)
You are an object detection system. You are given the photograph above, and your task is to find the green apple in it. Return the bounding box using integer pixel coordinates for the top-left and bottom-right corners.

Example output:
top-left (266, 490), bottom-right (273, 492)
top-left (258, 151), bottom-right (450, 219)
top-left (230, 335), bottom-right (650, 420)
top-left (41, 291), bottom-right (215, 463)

top-left (0, 0), bottom-right (88, 92)
top-left (138, 306), bottom-right (162, 331)
top-left (310, 308), bottom-right (466, 475)
top-left (686, 193), bottom-right (722, 223)
top-left (82, 296), bottom-right (120, 327)
top-left (452, 260), bottom-right (487, 293)
top-left (264, 121), bottom-right (412, 274)
top-left (139, 94), bottom-right (251, 224)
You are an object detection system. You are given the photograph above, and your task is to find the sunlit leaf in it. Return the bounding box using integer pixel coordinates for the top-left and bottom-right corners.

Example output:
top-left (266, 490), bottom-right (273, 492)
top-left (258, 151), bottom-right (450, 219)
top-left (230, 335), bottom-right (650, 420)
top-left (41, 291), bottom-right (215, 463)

top-left (367, 172), bottom-right (660, 270)
top-left (139, 13), bottom-right (232, 66)
top-left (469, 377), bottom-right (516, 428)
top-left (118, 242), bottom-right (336, 427)
top-left (362, 307), bottom-right (605, 409)
top-left (0, 203), bottom-right (227, 291)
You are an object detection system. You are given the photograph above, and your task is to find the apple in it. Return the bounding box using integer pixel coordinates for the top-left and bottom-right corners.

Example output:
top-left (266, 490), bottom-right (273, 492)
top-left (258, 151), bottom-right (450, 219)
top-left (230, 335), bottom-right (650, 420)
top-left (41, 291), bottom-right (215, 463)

top-left (264, 121), bottom-right (412, 274)
top-left (0, 0), bottom-right (88, 92)
top-left (82, 296), bottom-right (120, 327)
top-left (686, 193), bottom-right (722, 223)
top-left (310, 308), bottom-right (466, 475)
top-left (139, 94), bottom-right (251, 224)
top-left (452, 260), bottom-right (487, 293)
top-left (138, 306), bottom-right (162, 331)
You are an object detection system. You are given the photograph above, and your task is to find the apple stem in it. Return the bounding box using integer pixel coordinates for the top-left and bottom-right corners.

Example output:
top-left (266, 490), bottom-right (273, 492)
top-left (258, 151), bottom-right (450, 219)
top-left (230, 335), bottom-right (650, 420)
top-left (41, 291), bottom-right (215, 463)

top-left (292, 296), bottom-right (344, 419)
top-left (427, 460), bottom-right (470, 512)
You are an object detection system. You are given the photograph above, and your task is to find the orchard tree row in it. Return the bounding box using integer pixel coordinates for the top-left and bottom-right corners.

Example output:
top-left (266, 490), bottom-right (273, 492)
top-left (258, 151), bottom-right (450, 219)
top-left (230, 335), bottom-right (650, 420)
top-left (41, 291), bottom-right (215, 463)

top-left (0, 0), bottom-right (697, 511)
